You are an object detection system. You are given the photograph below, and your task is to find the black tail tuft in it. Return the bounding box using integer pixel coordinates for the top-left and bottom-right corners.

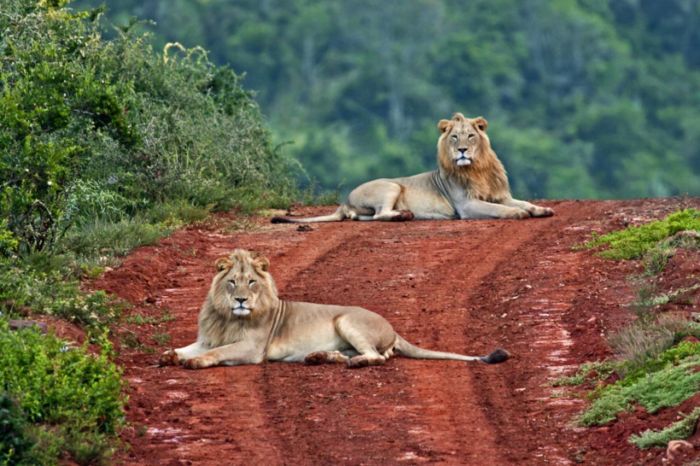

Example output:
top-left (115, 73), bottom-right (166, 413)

top-left (480, 348), bottom-right (510, 364)
top-left (271, 216), bottom-right (292, 224)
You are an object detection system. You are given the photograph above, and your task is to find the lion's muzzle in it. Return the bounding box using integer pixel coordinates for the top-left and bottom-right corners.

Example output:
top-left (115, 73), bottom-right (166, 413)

top-left (455, 150), bottom-right (472, 166)
top-left (232, 297), bottom-right (251, 316)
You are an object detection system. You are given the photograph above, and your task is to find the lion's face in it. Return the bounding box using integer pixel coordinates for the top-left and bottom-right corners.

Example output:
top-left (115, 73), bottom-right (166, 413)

top-left (210, 249), bottom-right (278, 319)
top-left (437, 113), bottom-right (489, 169)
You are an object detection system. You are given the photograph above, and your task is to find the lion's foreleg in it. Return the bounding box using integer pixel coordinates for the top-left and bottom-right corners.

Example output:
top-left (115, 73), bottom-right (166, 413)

top-left (503, 198), bottom-right (554, 217)
top-left (159, 341), bottom-right (207, 366)
top-left (183, 341), bottom-right (263, 369)
top-left (304, 351), bottom-right (350, 365)
top-left (458, 199), bottom-right (529, 219)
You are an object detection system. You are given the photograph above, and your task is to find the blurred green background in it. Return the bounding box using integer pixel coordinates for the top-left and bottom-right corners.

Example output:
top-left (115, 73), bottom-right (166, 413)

top-left (73, 0), bottom-right (700, 199)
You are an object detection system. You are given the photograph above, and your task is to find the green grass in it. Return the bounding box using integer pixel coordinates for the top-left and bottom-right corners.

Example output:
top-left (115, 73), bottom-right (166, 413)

top-left (151, 332), bottom-right (171, 346)
top-left (585, 209), bottom-right (700, 260)
top-left (579, 342), bottom-right (700, 426)
top-left (0, 320), bottom-right (124, 465)
top-left (629, 407), bottom-right (700, 449)
top-left (551, 361), bottom-right (617, 387)
top-left (125, 310), bottom-right (174, 326)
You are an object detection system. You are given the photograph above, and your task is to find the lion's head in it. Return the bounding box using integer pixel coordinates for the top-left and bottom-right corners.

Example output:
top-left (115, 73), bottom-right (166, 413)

top-left (436, 112), bottom-right (510, 201)
top-left (207, 249), bottom-right (278, 320)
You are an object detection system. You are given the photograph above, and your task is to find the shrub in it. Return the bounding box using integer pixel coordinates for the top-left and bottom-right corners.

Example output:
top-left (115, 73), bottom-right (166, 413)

top-left (0, 393), bottom-right (35, 465)
top-left (0, 320), bottom-right (124, 464)
top-left (0, 221), bottom-right (19, 258)
top-left (0, 258), bottom-right (120, 329)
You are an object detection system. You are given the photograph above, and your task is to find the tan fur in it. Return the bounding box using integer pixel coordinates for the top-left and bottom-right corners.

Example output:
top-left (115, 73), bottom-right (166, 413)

top-left (160, 249), bottom-right (508, 369)
top-left (272, 112), bottom-right (553, 223)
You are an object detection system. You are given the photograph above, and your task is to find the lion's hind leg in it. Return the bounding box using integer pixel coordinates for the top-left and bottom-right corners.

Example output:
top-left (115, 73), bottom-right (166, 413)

top-left (334, 314), bottom-right (393, 368)
top-left (304, 351), bottom-right (350, 365)
top-left (348, 180), bottom-right (413, 221)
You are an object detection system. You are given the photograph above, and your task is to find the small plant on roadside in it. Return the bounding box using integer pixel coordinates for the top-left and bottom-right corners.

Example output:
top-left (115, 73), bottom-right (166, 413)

top-left (608, 322), bottom-right (676, 370)
top-left (125, 309), bottom-right (174, 325)
top-left (551, 361), bottom-right (617, 387)
top-left (629, 407), bottom-right (700, 449)
top-left (584, 209), bottom-right (700, 260)
top-left (0, 258), bottom-right (122, 331)
top-left (151, 332), bottom-right (171, 346)
top-left (579, 342), bottom-right (700, 426)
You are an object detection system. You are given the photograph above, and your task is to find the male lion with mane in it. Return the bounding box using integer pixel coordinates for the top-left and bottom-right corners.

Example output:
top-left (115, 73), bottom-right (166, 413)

top-left (160, 249), bottom-right (509, 369)
top-left (272, 112), bottom-right (553, 223)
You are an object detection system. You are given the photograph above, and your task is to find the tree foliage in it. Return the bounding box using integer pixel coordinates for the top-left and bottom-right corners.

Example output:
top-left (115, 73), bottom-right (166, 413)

top-left (72, 0), bottom-right (700, 199)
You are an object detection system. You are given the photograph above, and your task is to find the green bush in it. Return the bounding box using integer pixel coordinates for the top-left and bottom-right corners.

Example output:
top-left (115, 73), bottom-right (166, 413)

top-left (0, 221), bottom-right (19, 258)
top-left (0, 258), bottom-right (120, 329)
top-left (0, 0), bottom-right (300, 254)
top-left (0, 393), bottom-right (35, 465)
top-left (0, 320), bottom-right (124, 465)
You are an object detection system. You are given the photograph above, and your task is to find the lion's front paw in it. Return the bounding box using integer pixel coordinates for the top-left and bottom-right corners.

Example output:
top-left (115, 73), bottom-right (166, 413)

top-left (183, 356), bottom-right (215, 370)
top-left (507, 208), bottom-right (530, 220)
top-left (159, 349), bottom-right (180, 367)
top-left (391, 210), bottom-right (414, 221)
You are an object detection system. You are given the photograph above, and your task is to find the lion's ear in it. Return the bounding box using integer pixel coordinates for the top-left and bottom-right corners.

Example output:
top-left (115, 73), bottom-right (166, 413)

top-left (215, 257), bottom-right (233, 272)
top-left (438, 119), bottom-right (452, 133)
top-left (251, 253), bottom-right (270, 272)
top-left (473, 117), bottom-right (488, 132)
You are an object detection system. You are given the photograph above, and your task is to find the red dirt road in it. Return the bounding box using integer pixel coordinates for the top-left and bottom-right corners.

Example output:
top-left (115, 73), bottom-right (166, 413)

top-left (93, 198), bottom-right (699, 465)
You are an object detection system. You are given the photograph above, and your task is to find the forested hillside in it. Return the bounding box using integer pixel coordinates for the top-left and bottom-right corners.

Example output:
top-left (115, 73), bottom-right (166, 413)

top-left (73, 0), bottom-right (700, 199)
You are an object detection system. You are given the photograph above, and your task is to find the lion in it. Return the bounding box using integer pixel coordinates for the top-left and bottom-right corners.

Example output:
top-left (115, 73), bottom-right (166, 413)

top-left (271, 113), bottom-right (553, 223)
top-left (160, 249), bottom-right (509, 369)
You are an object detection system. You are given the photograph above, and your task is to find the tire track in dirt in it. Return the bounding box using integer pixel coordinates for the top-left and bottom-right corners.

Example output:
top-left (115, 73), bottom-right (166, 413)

top-left (461, 201), bottom-right (600, 464)
top-left (259, 214), bottom-right (557, 464)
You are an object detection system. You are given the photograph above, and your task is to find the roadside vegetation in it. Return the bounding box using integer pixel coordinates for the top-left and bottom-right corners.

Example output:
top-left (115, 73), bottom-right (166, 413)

top-left (0, 0), bottom-right (303, 463)
top-left (0, 322), bottom-right (123, 465)
top-left (563, 209), bottom-right (700, 451)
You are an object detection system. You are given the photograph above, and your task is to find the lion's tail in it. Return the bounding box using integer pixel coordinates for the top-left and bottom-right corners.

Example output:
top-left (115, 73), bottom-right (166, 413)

top-left (271, 205), bottom-right (350, 224)
top-left (393, 335), bottom-right (509, 364)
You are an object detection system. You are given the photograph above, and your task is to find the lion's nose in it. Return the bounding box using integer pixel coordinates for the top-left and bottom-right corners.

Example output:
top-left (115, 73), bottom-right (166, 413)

top-left (458, 148), bottom-right (467, 155)
top-left (235, 297), bottom-right (247, 305)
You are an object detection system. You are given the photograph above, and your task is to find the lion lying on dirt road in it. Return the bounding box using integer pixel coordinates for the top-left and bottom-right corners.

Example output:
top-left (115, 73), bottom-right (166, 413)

top-left (271, 112), bottom-right (553, 223)
top-left (160, 249), bottom-right (509, 369)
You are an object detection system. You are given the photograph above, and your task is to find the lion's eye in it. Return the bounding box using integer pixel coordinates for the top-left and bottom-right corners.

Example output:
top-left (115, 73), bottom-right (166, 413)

top-left (451, 134), bottom-right (458, 141)
top-left (228, 279), bottom-right (236, 286)
top-left (468, 134), bottom-right (476, 141)
top-left (248, 279), bottom-right (257, 286)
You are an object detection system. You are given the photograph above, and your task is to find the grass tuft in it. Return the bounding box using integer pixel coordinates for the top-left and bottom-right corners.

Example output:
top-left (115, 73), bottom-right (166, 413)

top-left (584, 209), bottom-right (700, 260)
top-left (579, 342), bottom-right (700, 426)
top-left (629, 407), bottom-right (700, 449)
